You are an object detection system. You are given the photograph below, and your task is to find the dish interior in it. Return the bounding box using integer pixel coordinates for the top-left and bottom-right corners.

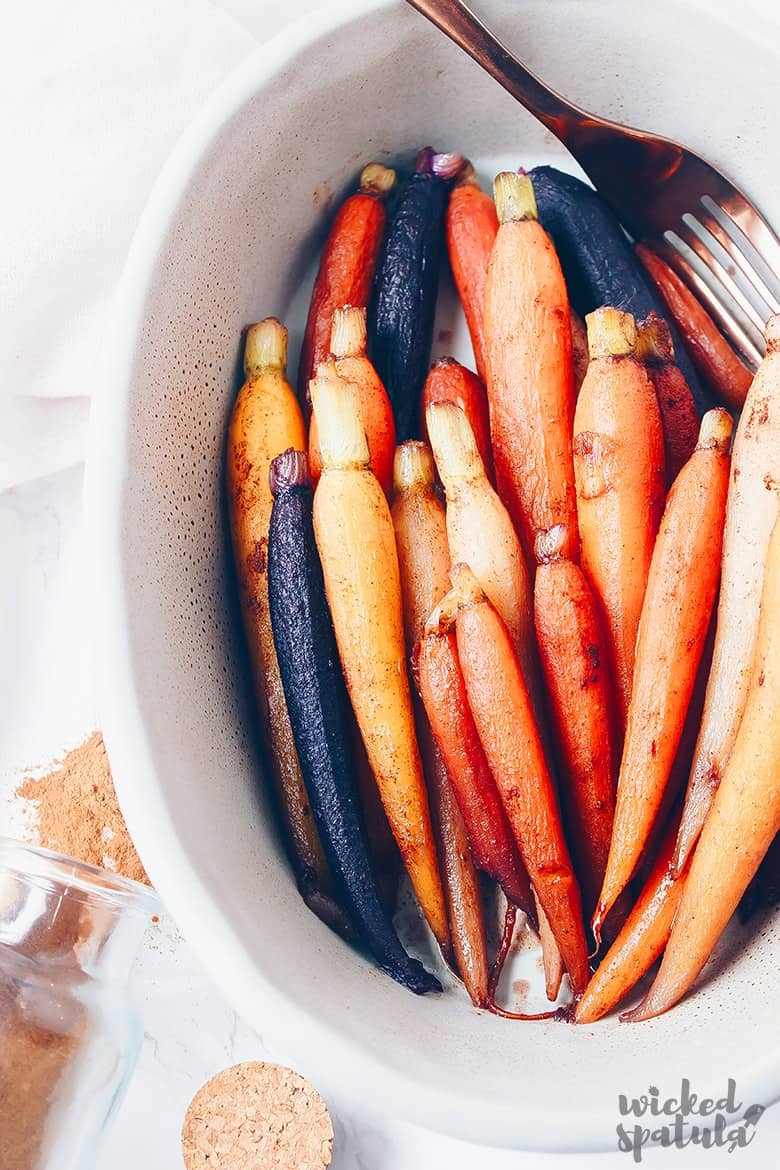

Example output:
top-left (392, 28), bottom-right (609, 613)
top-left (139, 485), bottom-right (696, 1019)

top-left (105, 0), bottom-right (780, 1148)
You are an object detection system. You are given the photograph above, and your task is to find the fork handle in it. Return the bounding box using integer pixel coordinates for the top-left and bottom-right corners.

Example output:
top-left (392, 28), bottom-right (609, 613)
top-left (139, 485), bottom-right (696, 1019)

top-left (404, 0), bottom-right (586, 138)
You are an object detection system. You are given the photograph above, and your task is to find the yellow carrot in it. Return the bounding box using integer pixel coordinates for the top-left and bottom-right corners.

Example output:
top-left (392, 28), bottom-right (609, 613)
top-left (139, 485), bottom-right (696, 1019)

top-left (226, 320), bottom-right (349, 934)
top-left (310, 364), bottom-right (449, 951)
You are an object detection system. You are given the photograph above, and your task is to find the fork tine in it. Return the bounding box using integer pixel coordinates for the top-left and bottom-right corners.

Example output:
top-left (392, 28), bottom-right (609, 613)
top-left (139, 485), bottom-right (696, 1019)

top-left (675, 223), bottom-right (767, 337)
top-left (697, 207), bottom-right (780, 318)
top-left (658, 239), bottom-right (764, 370)
top-left (718, 193), bottom-right (780, 290)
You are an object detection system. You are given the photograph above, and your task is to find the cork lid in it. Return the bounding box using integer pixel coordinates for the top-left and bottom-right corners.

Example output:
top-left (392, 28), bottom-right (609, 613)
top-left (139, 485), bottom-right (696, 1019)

top-left (181, 1061), bottom-right (333, 1169)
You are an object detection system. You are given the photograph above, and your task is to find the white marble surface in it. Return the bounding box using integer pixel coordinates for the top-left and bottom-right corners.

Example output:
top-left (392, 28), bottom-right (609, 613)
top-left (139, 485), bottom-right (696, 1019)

top-left (2, 1), bottom-right (779, 1166)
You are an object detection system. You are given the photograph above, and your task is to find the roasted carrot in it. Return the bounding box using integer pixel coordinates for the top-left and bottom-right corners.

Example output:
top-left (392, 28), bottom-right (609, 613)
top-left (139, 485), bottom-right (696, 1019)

top-left (627, 514), bottom-right (780, 1021)
top-left (226, 320), bottom-right (350, 936)
top-left (446, 162), bottom-right (498, 383)
top-left (451, 563), bottom-right (590, 995)
top-left (575, 814), bottom-right (685, 1024)
top-left (573, 307), bottom-right (666, 727)
top-left (425, 400), bottom-right (538, 716)
top-left (636, 313), bottom-right (700, 486)
top-left (310, 364), bottom-right (449, 951)
top-left (298, 163), bottom-right (396, 404)
top-left (673, 316), bottom-right (780, 875)
top-left (351, 720), bottom-right (399, 913)
top-left (593, 409), bottom-right (732, 936)
top-left (636, 243), bottom-right (753, 411)
top-left (392, 440), bottom-right (488, 1000)
top-left (536, 900), bottom-right (565, 1001)
top-left (421, 358), bottom-right (495, 484)
top-left (369, 148), bottom-right (464, 440)
top-left (483, 170), bottom-right (578, 563)
top-left (534, 530), bottom-right (619, 919)
top-left (416, 592), bottom-right (537, 921)
top-left (570, 308), bottom-right (590, 396)
top-left (267, 449), bottom-right (438, 993)
top-left (309, 306), bottom-right (395, 495)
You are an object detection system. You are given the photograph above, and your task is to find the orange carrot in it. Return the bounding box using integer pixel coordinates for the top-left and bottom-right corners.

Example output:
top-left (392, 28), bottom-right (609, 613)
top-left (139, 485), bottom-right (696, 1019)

top-left (674, 316), bottom-right (780, 875)
top-left (310, 365), bottom-right (449, 950)
top-left (451, 563), bottom-right (590, 994)
top-left (627, 514), bottom-right (780, 1021)
top-left (446, 163), bottom-right (498, 383)
top-left (571, 308), bottom-right (590, 396)
top-left (536, 901), bottom-right (565, 1001)
top-left (594, 409), bottom-right (732, 936)
top-left (483, 170), bottom-right (578, 563)
top-left (309, 306), bottom-right (395, 495)
top-left (575, 814), bottom-right (685, 1024)
top-left (416, 593), bottom-right (536, 921)
top-left (534, 531), bottom-right (619, 919)
top-left (425, 400), bottom-right (539, 720)
top-left (392, 441), bottom-right (487, 1000)
top-left (421, 358), bottom-right (495, 484)
top-left (299, 164), bottom-right (396, 404)
top-left (636, 313), bottom-right (700, 486)
top-left (636, 243), bottom-right (753, 411)
top-left (226, 319), bottom-right (350, 935)
top-left (573, 307), bottom-right (666, 728)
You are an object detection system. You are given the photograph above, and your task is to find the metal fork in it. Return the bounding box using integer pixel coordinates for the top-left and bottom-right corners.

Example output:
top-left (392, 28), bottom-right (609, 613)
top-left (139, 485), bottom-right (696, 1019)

top-left (405, 0), bottom-right (780, 369)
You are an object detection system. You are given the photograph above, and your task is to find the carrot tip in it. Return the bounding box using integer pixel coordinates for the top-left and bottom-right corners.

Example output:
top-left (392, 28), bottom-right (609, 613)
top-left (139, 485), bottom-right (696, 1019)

top-left (449, 562), bottom-right (484, 606)
top-left (586, 307), bottom-right (637, 359)
top-left (309, 362), bottom-right (370, 469)
top-left (697, 407), bottom-right (733, 452)
top-left (330, 305), bottom-right (367, 360)
top-left (269, 448), bottom-right (309, 496)
top-left (635, 313), bottom-right (675, 365)
top-left (358, 162), bottom-right (396, 198)
top-left (393, 440), bottom-right (436, 495)
top-left (244, 317), bottom-right (287, 377)
top-left (431, 151), bottom-right (466, 181)
top-left (534, 524), bottom-right (568, 565)
top-left (493, 170), bottom-right (538, 224)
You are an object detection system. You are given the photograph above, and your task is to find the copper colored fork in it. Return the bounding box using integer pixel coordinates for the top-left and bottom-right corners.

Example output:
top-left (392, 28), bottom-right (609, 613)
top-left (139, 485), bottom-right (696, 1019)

top-left (405, 0), bottom-right (780, 369)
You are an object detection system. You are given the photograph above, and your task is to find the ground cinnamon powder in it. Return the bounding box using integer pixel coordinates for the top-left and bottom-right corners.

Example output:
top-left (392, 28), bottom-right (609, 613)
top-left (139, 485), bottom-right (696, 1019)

top-left (16, 732), bottom-right (149, 885)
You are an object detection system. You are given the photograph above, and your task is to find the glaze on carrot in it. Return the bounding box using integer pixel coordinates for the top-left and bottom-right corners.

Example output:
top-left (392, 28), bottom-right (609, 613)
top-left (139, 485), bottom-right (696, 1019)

top-left (298, 163), bottom-right (396, 405)
top-left (636, 313), bottom-right (700, 486)
top-left (310, 364), bottom-right (449, 950)
top-left (309, 306), bottom-right (395, 495)
top-left (575, 814), bottom-right (685, 1024)
top-left (534, 531), bottom-right (619, 919)
top-left (226, 319), bottom-right (351, 936)
top-left (392, 440), bottom-right (488, 1000)
top-left (416, 592), bottom-right (537, 921)
top-left (627, 514), bottom-right (780, 1021)
top-left (451, 563), bottom-right (590, 995)
top-left (483, 171), bottom-right (578, 563)
top-left (674, 316), bottom-right (780, 875)
top-left (421, 358), bottom-right (495, 484)
top-left (636, 242), bottom-right (753, 411)
top-left (446, 162), bottom-right (498, 383)
top-left (594, 409), bottom-right (732, 938)
top-left (573, 307), bottom-right (666, 728)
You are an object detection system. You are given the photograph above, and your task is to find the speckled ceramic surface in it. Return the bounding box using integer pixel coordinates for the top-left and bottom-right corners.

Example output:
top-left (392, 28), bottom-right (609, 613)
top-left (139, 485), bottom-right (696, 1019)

top-left (88, 0), bottom-right (780, 1151)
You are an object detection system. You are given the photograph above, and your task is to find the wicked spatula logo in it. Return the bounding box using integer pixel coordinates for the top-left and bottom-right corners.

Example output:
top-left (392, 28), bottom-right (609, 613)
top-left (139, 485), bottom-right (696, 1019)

top-left (616, 1080), bottom-right (765, 1161)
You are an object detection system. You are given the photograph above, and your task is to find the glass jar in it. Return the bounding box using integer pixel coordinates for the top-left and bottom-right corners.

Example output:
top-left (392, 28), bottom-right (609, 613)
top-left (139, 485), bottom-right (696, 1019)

top-left (0, 839), bottom-right (158, 1170)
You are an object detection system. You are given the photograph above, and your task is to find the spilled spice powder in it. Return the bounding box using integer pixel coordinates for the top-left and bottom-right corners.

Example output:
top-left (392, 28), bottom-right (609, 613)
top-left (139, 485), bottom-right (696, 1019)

top-left (181, 1062), bottom-right (333, 1170)
top-left (16, 732), bottom-right (150, 885)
